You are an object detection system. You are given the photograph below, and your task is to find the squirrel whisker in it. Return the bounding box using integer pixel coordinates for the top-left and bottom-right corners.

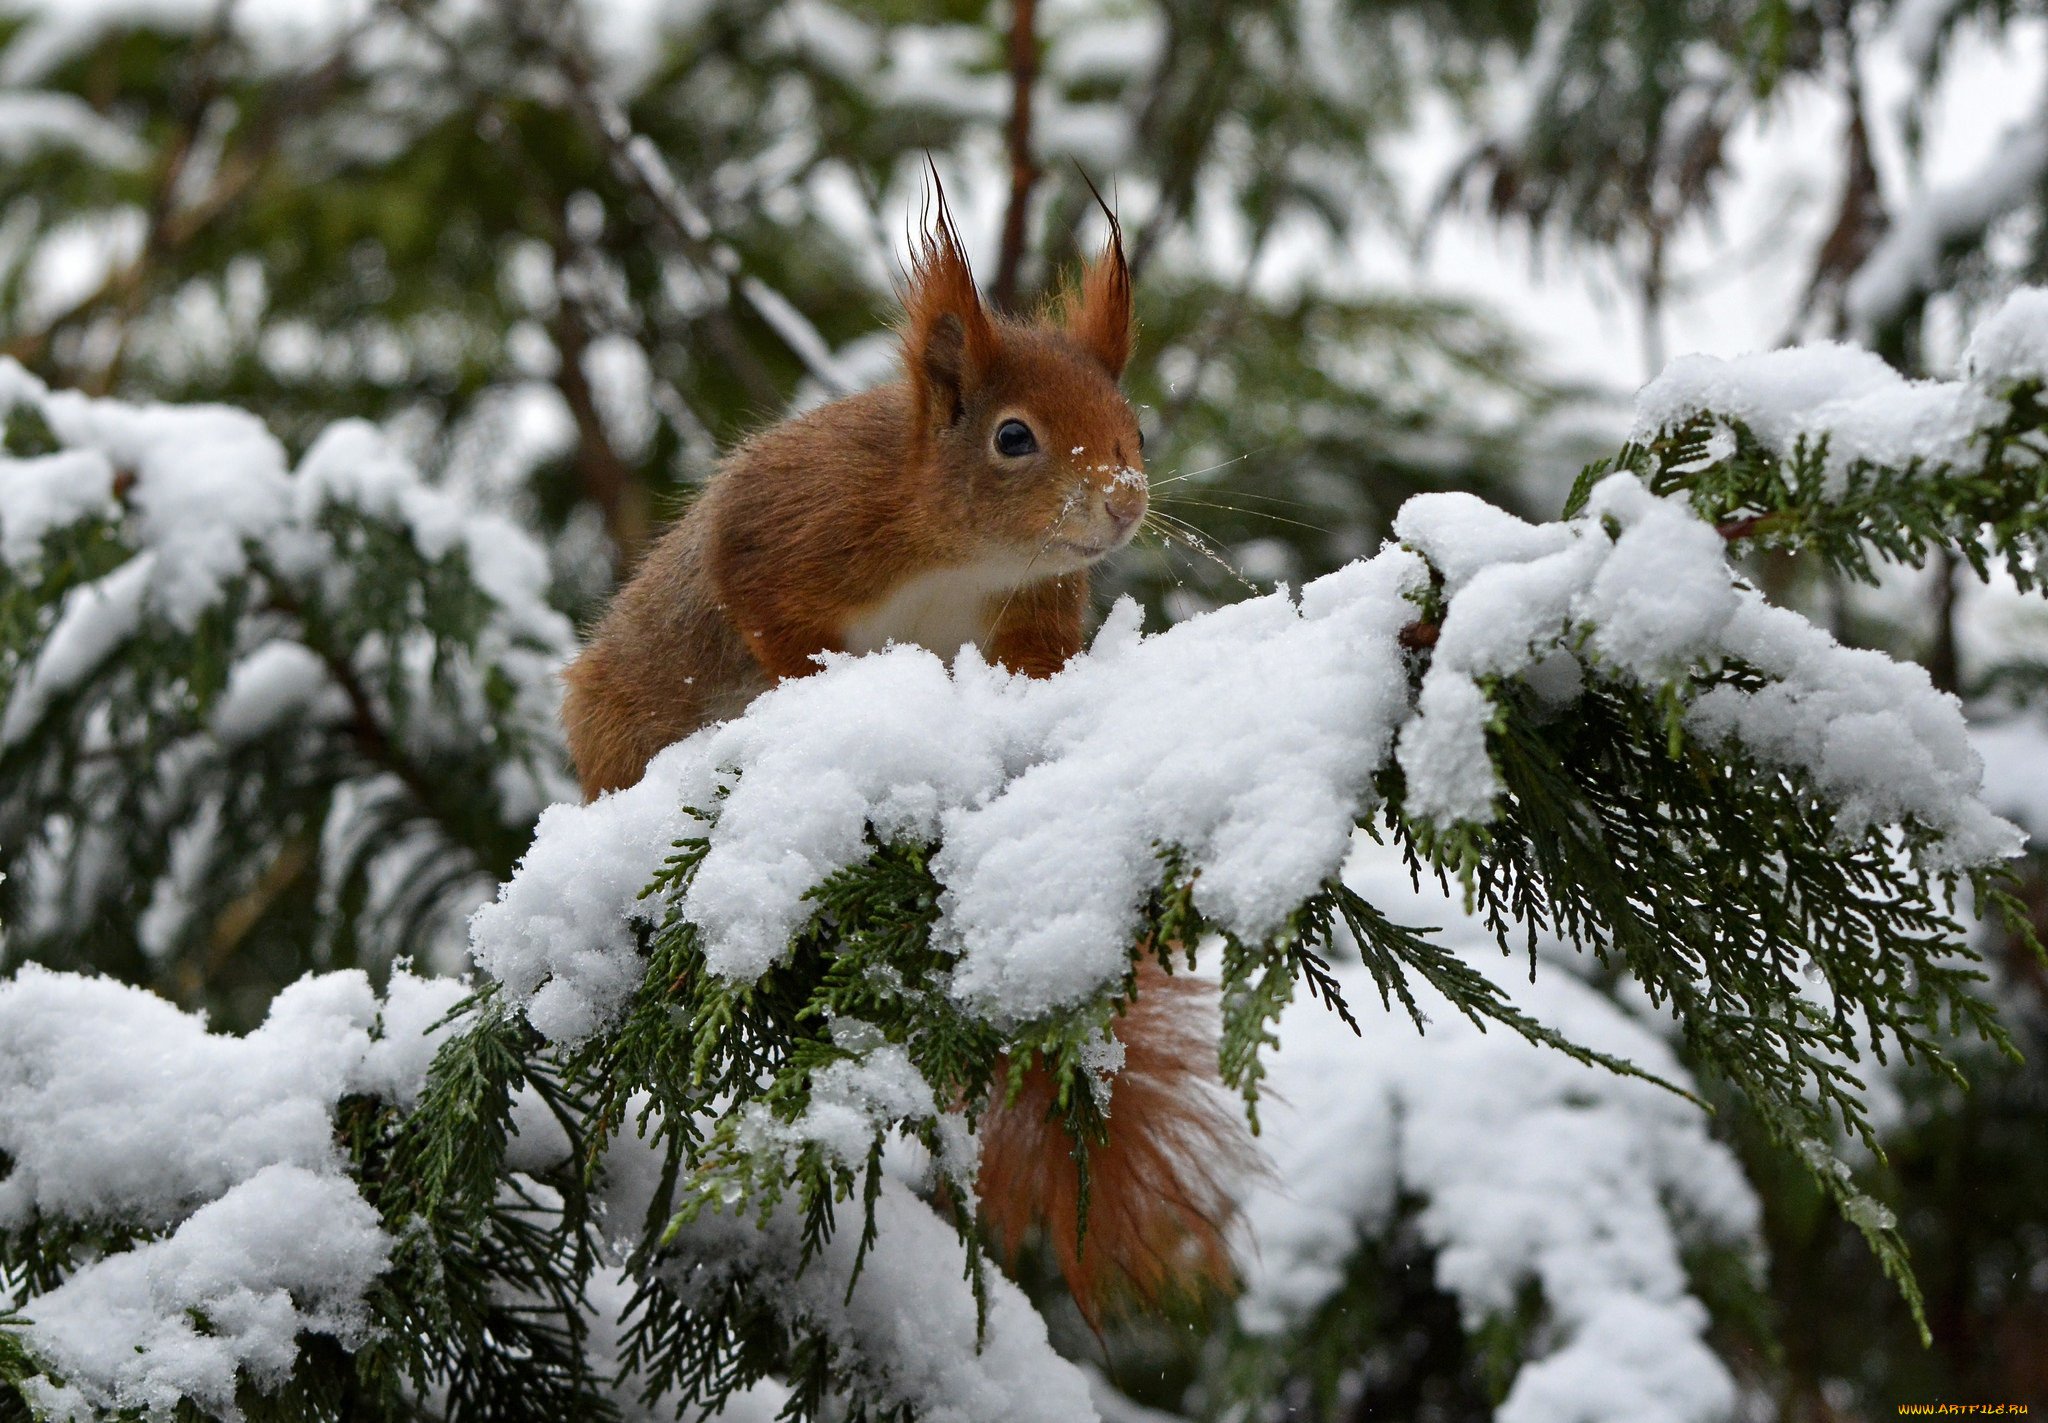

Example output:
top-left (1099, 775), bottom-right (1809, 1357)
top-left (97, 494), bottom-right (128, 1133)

top-left (1144, 512), bottom-right (1257, 592)
top-left (1154, 495), bottom-right (1332, 538)
top-left (1147, 448), bottom-right (1267, 489)
top-left (1159, 485), bottom-right (1320, 511)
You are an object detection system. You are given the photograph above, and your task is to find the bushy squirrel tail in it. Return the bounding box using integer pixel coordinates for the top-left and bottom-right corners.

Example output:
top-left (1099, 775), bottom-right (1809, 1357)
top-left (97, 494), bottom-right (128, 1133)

top-left (976, 960), bottom-right (1259, 1322)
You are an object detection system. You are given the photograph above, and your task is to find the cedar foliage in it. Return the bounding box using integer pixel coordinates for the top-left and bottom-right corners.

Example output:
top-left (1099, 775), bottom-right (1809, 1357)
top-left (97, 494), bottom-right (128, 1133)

top-left (5, 351), bottom-right (2040, 1415)
top-left (7, 0), bottom-right (2048, 1415)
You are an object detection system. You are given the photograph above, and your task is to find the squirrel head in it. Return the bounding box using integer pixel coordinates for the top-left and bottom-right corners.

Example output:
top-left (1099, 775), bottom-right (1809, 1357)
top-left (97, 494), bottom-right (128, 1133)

top-left (900, 185), bottom-right (1146, 577)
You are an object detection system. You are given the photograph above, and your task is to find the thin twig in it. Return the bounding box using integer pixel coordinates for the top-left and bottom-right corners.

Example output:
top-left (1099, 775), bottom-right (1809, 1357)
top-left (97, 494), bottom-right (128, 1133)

top-left (992, 0), bottom-right (1039, 310)
top-left (6, 38), bottom-right (359, 374)
top-left (496, 0), bottom-right (852, 400)
top-left (550, 272), bottom-right (654, 570)
top-left (1715, 513), bottom-right (1779, 541)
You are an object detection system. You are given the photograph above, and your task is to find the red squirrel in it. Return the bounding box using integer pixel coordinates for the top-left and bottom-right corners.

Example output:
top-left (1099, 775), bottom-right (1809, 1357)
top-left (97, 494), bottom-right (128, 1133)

top-left (562, 194), bottom-right (1252, 1317)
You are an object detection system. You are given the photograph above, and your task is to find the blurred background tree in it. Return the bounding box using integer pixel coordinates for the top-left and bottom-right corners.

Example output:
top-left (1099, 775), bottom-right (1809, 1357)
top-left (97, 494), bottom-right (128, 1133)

top-left (0, 0), bottom-right (2044, 1417)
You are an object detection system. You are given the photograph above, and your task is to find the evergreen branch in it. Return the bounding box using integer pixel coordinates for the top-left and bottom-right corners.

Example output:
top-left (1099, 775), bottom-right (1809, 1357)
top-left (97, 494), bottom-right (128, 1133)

top-left (1328, 876), bottom-right (1694, 1103)
top-left (1382, 670), bottom-right (2017, 1339)
top-left (1599, 379), bottom-right (2048, 590)
top-left (471, 0), bottom-right (849, 403)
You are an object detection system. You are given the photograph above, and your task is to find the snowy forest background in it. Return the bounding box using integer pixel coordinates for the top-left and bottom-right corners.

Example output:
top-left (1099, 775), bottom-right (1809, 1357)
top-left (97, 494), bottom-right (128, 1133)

top-left (1, 0), bottom-right (2047, 1418)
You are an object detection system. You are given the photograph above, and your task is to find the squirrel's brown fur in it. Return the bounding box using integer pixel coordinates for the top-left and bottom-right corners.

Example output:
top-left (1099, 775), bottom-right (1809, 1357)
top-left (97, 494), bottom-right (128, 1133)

top-left (561, 190), bottom-right (1253, 1318)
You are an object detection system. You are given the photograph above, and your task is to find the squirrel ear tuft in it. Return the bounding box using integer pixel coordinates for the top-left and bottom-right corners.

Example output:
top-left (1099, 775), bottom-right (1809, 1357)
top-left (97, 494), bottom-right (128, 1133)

top-left (1064, 212), bottom-right (1132, 380)
top-left (903, 170), bottom-right (994, 425)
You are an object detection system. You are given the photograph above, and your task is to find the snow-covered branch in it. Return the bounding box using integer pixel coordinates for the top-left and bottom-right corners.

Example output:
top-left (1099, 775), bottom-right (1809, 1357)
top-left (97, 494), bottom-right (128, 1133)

top-left (0, 966), bottom-right (465, 1417)
top-left (0, 359), bottom-right (575, 987)
top-left (10, 293), bottom-right (2048, 1419)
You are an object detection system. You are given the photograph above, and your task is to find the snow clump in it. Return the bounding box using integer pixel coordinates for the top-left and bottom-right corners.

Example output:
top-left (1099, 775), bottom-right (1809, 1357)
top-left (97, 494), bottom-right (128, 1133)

top-left (478, 469), bottom-right (2018, 1042)
top-left (601, 1112), bottom-right (1099, 1423)
top-left (0, 965), bottom-right (468, 1416)
top-left (1242, 844), bottom-right (1761, 1423)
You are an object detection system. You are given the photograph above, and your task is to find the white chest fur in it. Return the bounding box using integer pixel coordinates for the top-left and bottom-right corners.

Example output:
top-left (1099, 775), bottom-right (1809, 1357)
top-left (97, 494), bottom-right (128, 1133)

top-left (840, 560), bottom-right (1033, 661)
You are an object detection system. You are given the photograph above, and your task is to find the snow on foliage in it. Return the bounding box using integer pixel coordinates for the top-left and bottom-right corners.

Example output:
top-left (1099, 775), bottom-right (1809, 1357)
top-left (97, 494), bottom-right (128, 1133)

top-left (579, 1265), bottom-right (794, 1423)
top-left (472, 551), bottom-right (1422, 1036)
top-left (21, 1166), bottom-right (390, 1422)
top-left (465, 754), bottom-right (695, 1043)
top-left (1244, 844), bottom-right (1760, 1423)
top-left (0, 355), bottom-right (576, 971)
top-left (475, 470), bottom-right (2017, 1042)
top-left (1844, 112), bottom-right (2048, 338)
top-left (1959, 286), bottom-right (2048, 384)
top-left (0, 965), bottom-right (462, 1225)
top-left (1631, 343), bottom-right (1999, 487)
top-left (0, 357), bottom-right (572, 769)
top-left (601, 1118), bottom-right (1100, 1423)
top-left (8, 291), bottom-right (2048, 1417)
top-left (1395, 475), bottom-right (2019, 865)
top-left (738, 1036), bottom-right (952, 1175)
top-left (0, 360), bottom-right (291, 630)
top-left (0, 89), bottom-right (144, 166)
top-left (1636, 285), bottom-right (2048, 481)
top-left (0, 966), bottom-right (465, 1415)
top-left (1622, 343), bottom-right (1990, 485)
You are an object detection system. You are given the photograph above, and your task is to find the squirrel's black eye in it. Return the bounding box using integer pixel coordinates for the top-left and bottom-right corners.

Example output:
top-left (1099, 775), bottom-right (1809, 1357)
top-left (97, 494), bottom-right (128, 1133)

top-left (994, 419), bottom-right (1039, 458)
top-left (1137, 427), bottom-right (1146, 453)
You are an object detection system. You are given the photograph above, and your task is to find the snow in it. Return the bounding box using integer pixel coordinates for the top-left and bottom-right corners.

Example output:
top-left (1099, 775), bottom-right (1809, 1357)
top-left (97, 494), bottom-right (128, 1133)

top-left (0, 964), bottom-right (462, 1227)
top-left (5, 16), bottom-right (2045, 1413)
top-left (1391, 671), bottom-right (1503, 826)
top-left (1392, 471), bottom-right (2018, 858)
top-left (469, 758), bottom-right (700, 1043)
top-left (38, 382), bottom-right (295, 628)
top-left (579, 1265), bottom-right (793, 1422)
top-left (0, 550), bottom-right (152, 747)
top-left (1493, 1300), bottom-right (1736, 1423)
top-left (1393, 489), bottom-right (1574, 594)
top-left (0, 88), bottom-right (145, 166)
top-left (601, 1116), bottom-right (1101, 1423)
top-left (482, 457), bottom-right (2016, 1045)
top-left (353, 968), bottom-right (472, 1109)
top-left (1045, 8), bottom-right (1164, 86)
top-left (1845, 112), bottom-right (2048, 339)
top-left (934, 559), bottom-right (1419, 1023)
top-left (0, 360), bottom-right (572, 670)
top-left (1687, 594), bottom-right (2021, 867)
top-left (476, 550), bottom-right (1425, 1037)
top-left (295, 420), bottom-right (567, 650)
top-left (0, 966), bottom-right (467, 1416)
top-left (293, 422), bottom-right (575, 827)
top-left (1083, 1370), bottom-right (1187, 1423)
top-left (741, 1039), bottom-right (942, 1170)
top-left (766, 0), bottom-right (882, 80)
top-left (210, 641), bottom-right (337, 744)
top-left (1578, 479), bottom-right (1741, 677)
top-left (0, 359), bottom-right (579, 919)
top-left (1239, 844), bottom-right (1760, 1423)
top-left (20, 1165), bottom-right (390, 1421)
top-left (0, 447), bottom-right (117, 567)
top-left (1891, 0), bottom-right (1969, 71)
top-left (1960, 285), bottom-right (2048, 383)
top-left (1630, 342), bottom-right (2000, 486)
top-left (136, 794), bottom-right (224, 959)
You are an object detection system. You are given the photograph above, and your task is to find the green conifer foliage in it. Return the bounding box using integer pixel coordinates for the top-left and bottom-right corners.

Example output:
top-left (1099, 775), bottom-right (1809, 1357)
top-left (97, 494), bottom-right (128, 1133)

top-left (6, 321), bottom-right (2042, 1414)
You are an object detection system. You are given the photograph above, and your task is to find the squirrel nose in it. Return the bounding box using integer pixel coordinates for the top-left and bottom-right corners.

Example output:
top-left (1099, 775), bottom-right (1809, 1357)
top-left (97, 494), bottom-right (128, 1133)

top-left (1104, 485), bottom-right (1145, 533)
